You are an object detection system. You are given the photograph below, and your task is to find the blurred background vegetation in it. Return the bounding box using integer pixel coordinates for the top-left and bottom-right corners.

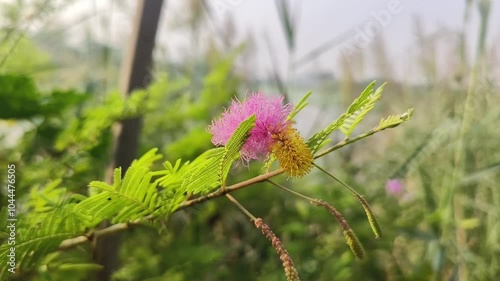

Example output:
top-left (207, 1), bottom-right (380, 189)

top-left (0, 0), bottom-right (499, 280)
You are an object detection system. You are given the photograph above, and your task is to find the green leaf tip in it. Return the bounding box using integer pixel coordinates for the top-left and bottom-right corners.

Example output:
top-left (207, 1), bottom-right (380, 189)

top-left (378, 108), bottom-right (414, 130)
top-left (287, 91), bottom-right (312, 121)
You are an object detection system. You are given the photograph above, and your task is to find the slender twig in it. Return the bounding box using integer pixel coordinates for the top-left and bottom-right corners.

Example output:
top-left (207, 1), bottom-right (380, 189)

top-left (266, 179), bottom-right (314, 202)
top-left (58, 222), bottom-right (136, 250)
top-left (58, 236), bottom-right (89, 250)
top-left (265, 179), bottom-right (349, 231)
top-left (226, 194), bottom-right (257, 221)
top-left (312, 163), bottom-right (359, 195)
top-left (313, 126), bottom-right (383, 159)
top-left (177, 168), bottom-right (284, 210)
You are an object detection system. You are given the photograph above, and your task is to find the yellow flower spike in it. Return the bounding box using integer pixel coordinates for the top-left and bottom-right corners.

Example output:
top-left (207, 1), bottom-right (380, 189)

top-left (271, 126), bottom-right (313, 177)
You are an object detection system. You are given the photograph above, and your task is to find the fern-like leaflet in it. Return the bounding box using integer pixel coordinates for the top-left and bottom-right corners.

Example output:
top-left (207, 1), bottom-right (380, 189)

top-left (76, 148), bottom-right (162, 224)
top-left (0, 204), bottom-right (92, 278)
top-left (307, 81), bottom-right (383, 153)
top-left (377, 108), bottom-right (413, 130)
top-left (339, 82), bottom-right (383, 136)
top-left (180, 148), bottom-right (225, 195)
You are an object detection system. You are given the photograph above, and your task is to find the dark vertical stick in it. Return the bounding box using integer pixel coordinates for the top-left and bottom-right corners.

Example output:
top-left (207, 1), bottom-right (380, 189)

top-left (94, 1), bottom-right (164, 280)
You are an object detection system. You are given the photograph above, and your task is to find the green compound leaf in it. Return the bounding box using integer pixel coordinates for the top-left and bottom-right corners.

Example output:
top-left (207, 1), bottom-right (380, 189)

top-left (219, 115), bottom-right (256, 184)
top-left (307, 115), bottom-right (344, 154)
top-left (153, 159), bottom-right (193, 216)
top-left (0, 204), bottom-right (92, 279)
top-left (181, 148), bottom-right (225, 195)
top-left (339, 82), bottom-right (383, 137)
top-left (76, 148), bottom-right (162, 224)
top-left (307, 81), bottom-right (383, 153)
top-left (156, 159), bottom-right (190, 190)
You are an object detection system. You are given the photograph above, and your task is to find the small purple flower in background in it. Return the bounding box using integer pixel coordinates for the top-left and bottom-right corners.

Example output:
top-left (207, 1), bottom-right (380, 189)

top-left (386, 178), bottom-right (404, 196)
top-left (208, 92), bottom-right (292, 161)
top-left (208, 92), bottom-right (313, 177)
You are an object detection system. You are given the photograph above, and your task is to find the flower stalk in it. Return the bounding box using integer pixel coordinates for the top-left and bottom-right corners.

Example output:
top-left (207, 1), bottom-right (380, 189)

top-left (267, 180), bottom-right (365, 259)
top-left (313, 163), bottom-right (382, 238)
top-left (225, 192), bottom-right (300, 281)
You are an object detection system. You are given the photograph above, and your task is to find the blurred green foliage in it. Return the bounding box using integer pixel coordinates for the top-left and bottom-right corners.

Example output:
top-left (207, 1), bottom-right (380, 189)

top-left (1, 1), bottom-right (499, 281)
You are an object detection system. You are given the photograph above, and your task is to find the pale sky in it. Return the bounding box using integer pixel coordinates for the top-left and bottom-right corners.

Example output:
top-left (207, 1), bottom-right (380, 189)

top-left (201, 0), bottom-right (500, 81)
top-left (23, 0), bottom-right (500, 82)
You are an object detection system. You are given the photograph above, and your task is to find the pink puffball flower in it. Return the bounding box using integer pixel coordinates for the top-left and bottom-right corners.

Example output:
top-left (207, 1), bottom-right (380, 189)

top-left (208, 92), bottom-right (292, 162)
top-left (386, 178), bottom-right (404, 196)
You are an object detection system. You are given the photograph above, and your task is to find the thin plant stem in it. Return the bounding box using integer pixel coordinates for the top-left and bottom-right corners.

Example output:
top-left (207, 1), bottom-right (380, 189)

top-left (313, 163), bottom-right (359, 195)
top-left (266, 179), bottom-right (315, 202)
top-left (226, 194), bottom-right (257, 221)
top-left (177, 168), bottom-right (285, 210)
top-left (314, 126), bottom-right (383, 159)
